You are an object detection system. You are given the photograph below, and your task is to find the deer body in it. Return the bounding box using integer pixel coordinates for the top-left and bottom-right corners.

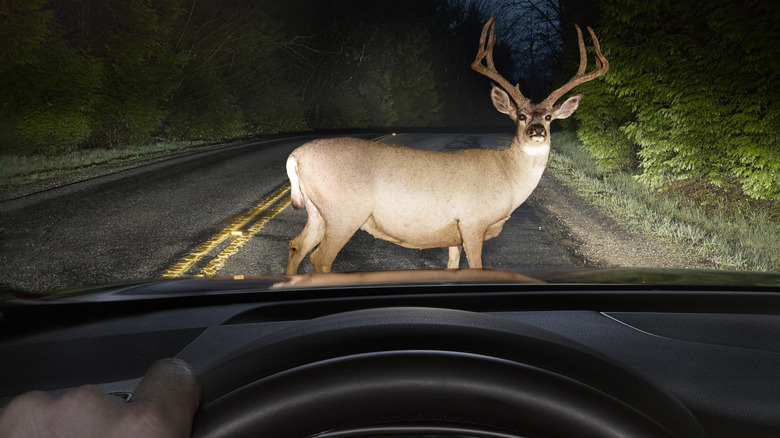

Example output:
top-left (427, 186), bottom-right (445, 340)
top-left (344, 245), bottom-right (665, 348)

top-left (286, 136), bottom-right (548, 272)
top-left (285, 17), bottom-right (608, 274)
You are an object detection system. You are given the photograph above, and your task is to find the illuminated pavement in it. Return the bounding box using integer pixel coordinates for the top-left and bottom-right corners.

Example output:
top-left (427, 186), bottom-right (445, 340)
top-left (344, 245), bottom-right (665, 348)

top-left (0, 133), bottom-right (575, 292)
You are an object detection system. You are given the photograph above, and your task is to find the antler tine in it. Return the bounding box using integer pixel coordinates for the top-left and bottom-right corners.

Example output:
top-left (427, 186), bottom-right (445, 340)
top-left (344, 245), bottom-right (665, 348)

top-left (471, 17), bottom-right (527, 105)
top-left (575, 25), bottom-right (587, 76)
top-left (543, 24), bottom-right (610, 107)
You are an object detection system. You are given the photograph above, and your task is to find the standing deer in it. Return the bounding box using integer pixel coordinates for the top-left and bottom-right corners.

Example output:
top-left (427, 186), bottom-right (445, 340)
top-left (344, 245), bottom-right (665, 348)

top-left (285, 17), bottom-right (608, 274)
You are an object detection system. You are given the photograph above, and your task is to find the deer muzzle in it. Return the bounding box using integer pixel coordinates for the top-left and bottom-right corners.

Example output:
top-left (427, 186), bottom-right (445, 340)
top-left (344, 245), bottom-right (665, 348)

top-left (526, 124), bottom-right (546, 142)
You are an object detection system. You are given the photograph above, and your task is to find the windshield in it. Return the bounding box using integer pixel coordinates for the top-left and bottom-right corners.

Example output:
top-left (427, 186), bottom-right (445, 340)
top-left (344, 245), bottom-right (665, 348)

top-left (1, 0), bottom-right (778, 295)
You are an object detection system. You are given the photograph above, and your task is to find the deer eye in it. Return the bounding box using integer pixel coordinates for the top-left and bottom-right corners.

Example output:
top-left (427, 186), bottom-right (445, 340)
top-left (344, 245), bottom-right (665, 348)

top-left (518, 114), bottom-right (527, 121)
top-left (545, 115), bottom-right (552, 121)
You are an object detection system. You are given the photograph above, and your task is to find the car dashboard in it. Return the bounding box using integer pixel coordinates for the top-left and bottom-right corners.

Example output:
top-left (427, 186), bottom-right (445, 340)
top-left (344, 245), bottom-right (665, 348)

top-left (2, 273), bottom-right (780, 437)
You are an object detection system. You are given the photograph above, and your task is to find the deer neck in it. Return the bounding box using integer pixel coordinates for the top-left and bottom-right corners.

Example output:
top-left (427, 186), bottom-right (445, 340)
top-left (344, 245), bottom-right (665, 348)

top-left (504, 136), bottom-right (551, 205)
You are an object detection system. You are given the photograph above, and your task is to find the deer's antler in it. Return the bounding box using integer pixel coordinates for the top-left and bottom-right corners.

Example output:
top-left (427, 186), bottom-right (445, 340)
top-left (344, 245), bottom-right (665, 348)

top-left (542, 24), bottom-right (609, 106)
top-left (471, 16), bottom-right (528, 106)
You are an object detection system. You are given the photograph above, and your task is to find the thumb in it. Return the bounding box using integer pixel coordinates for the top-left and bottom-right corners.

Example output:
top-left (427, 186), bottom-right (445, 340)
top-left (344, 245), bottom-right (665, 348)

top-left (128, 359), bottom-right (202, 437)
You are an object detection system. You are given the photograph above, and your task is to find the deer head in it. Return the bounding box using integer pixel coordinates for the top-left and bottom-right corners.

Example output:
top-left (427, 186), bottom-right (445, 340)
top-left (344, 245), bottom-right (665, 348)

top-left (471, 17), bottom-right (609, 146)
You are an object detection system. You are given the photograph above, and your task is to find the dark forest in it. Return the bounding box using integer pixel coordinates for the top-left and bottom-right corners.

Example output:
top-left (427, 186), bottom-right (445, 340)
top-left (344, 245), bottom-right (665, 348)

top-left (1, 0), bottom-right (778, 198)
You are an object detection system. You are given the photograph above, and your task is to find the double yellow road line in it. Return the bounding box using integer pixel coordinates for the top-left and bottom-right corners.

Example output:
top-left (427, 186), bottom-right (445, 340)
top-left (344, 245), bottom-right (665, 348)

top-left (161, 134), bottom-right (399, 279)
top-left (161, 183), bottom-right (291, 278)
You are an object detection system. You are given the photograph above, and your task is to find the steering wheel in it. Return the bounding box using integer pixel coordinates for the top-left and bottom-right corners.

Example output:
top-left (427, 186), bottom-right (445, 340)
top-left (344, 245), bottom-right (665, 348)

top-left (192, 307), bottom-right (705, 437)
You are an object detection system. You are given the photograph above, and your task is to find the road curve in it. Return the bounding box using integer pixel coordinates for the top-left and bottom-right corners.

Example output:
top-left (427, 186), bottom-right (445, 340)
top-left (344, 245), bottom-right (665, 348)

top-left (0, 133), bottom-right (575, 292)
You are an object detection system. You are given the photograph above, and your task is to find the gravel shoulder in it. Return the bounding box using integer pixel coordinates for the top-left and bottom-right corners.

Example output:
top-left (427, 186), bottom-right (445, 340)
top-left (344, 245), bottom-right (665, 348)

top-left (528, 172), bottom-right (709, 269)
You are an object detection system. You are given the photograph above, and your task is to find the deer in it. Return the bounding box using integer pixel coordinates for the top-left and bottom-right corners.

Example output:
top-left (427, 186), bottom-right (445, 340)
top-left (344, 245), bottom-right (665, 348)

top-left (285, 16), bottom-right (608, 274)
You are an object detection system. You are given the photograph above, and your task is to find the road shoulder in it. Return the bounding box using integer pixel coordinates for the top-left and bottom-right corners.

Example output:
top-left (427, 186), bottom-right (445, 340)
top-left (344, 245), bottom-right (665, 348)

top-left (528, 172), bottom-right (708, 269)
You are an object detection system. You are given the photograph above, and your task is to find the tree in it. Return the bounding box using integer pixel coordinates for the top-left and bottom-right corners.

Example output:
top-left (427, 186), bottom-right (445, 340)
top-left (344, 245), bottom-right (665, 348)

top-left (0, 0), bottom-right (102, 153)
top-left (0, 0), bottom-right (529, 152)
top-left (54, 0), bottom-right (186, 146)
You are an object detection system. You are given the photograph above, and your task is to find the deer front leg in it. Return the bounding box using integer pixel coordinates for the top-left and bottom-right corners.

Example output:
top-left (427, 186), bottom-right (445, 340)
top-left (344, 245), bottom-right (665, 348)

top-left (459, 226), bottom-right (485, 269)
top-left (463, 241), bottom-right (483, 269)
top-left (447, 246), bottom-right (462, 269)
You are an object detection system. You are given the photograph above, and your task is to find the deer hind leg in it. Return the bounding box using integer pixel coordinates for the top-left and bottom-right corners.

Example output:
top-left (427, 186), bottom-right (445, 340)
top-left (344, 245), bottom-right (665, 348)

top-left (309, 224), bottom-right (361, 273)
top-left (286, 208), bottom-right (325, 274)
top-left (447, 246), bottom-right (462, 269)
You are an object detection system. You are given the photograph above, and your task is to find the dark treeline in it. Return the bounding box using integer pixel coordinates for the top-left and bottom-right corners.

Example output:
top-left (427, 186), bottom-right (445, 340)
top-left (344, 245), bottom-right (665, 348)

top-left (3, 0), bottom-right (778, 199)
top-left (0, 0), bottom-right (519, 154)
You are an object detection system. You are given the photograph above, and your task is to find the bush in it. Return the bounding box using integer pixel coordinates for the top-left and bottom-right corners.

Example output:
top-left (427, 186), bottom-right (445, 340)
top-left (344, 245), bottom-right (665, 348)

top-left (0, 0), bottom-right (102, 154)
top-left (573, 74), bottom-right (637, 171)
top-left (164, 65), bottom-right (245, 140)
top-left (575, 0), bottom-right (780, 199)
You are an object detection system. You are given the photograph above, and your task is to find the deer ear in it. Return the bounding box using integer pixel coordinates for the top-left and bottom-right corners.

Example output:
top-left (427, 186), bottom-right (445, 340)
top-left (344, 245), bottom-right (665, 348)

top-left (552, 92), bottom-right (584, 120)
top-left (490, 84), bottom-right (516, 116)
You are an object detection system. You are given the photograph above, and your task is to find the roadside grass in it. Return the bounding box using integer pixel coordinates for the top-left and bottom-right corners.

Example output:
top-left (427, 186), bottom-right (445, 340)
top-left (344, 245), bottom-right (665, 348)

top-left (548, 131), bottom-right (780, 271)
top-left (0, 140), bottom-right (214, 191)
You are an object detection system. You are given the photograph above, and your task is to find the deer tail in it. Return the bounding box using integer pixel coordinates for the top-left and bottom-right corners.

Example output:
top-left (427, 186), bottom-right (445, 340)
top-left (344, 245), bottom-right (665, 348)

top-left (286, 155), bottom-right (305, 210)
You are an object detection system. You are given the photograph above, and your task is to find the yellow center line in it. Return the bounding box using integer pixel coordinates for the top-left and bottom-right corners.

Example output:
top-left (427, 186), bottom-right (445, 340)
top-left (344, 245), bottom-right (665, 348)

top-left (161, 184), bottom-right (291, 278)
top-left (199, 196), bottom-right (291, 277)
top-left (162, 134), bottom-right (399, 279)
top-left (372, 132), bottom-right (399, 142)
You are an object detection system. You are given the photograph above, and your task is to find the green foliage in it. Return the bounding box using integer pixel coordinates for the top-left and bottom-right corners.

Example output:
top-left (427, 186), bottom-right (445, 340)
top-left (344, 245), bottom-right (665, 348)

top-left (81, 0), bottom-right (186, 146)
top-left (0, 0), bottom-right (102, 154)
top-left (0, 0), bottom-right (52, 63)
top-left (384, 27), bottom-right (444, 127)
top-left (572, 74), bottom-right (637, 170)
top-left (309, 84), bottom-right (370, 129)
top-left (216, 6), bottom-right (306, 134)
top-left (164, 64), bottom-right (245, 140)
top-left (280, 0), bottom-right (450, 130)
top-left (549, 132), bottom-right (780, 271)
top-left (349, 20), bottom-right (445, 128)
top-left (0, 0), bottom-right (508, 155)
top-left (576, 0), bottom-right (780, 199)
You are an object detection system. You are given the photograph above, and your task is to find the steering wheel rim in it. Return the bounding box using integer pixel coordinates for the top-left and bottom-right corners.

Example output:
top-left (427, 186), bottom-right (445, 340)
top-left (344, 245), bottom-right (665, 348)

top-left (192, 307), bottom-right (705, 438)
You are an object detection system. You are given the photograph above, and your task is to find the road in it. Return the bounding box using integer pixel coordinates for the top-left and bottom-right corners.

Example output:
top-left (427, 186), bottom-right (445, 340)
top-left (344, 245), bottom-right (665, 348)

top-left (0, 133), bottom-right (575, 292)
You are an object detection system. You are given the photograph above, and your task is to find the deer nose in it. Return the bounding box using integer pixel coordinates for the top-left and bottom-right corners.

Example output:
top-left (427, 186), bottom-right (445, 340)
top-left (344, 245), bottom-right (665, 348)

top-left (526, 124), bottom-right (545, 137)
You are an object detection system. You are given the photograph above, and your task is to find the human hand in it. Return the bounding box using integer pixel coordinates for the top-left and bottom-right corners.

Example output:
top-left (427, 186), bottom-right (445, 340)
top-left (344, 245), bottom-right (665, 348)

top-left (0, 358), bottom-right (201, 438)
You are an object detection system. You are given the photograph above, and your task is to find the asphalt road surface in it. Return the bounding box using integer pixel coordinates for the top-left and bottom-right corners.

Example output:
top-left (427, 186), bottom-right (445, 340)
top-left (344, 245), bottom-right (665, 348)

top-left (0, 133), bottom-right (575, 293)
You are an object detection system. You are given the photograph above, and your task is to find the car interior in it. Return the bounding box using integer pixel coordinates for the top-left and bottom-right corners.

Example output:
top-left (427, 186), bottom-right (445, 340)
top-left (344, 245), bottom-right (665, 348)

top-left (2, 271), bottom-right (780, 437)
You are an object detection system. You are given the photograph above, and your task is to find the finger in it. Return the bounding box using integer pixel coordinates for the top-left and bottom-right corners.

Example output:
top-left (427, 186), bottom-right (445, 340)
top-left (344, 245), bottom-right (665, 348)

top-left (0, 391), bottom-right (55, 434)
top-left (132, 358), bottom-right (201, 407)
top-left (129, 359), bottom-right (202, 435)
